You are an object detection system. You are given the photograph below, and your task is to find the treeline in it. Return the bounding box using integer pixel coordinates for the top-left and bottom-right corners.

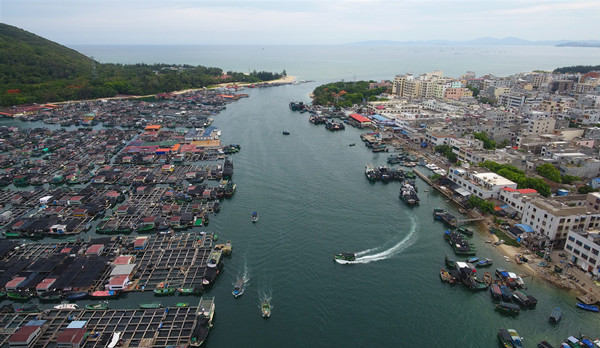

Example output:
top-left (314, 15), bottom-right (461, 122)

top-left (553, 65), bottom-right (600, 74)
top-left (1, 63), bottom-right (285, 106)
top-left (312, 81), bottom-right (388, 108)
top-left (479, 160), bottom-right (551, 197)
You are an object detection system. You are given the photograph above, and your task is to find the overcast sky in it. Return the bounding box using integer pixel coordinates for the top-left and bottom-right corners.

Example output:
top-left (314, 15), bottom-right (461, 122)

top-left (2, 0), bottom-right (599, 45)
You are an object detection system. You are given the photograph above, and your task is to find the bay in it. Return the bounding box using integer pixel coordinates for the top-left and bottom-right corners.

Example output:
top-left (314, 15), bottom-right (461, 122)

top-left (4, 45), bottom-right (600, 346)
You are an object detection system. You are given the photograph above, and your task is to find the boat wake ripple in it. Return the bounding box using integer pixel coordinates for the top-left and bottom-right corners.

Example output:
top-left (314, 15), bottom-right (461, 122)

top-left (351, 216), bottom-right (418, 264)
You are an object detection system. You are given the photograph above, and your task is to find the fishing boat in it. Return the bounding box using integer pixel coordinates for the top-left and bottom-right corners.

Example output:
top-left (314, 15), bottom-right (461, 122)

top-left (445, 255), bottom-right (456, 268)
top-left (90, 290), bottom-right (119, 299)
top-left (440, 269), bottom-right (453, 283)
top-left (86, 302), bottom-right (109, 310)
top-left (334, 252), bottom-right (356, 264)
top-left (139, 302), bottom-right (162, 309)
top-left (63, 291), bottom-right (88, 301)
top-left (483, 271), bottom-right (492, 286)
top-left (496, 302), bottom-right (520, 315)
top-left (476, 258), bottom-right (493, 268)
top-left (508, 329), bottom-right (523, 348)
top-left (466, 256), bottom-right (479, 263)
top-left (154, 287), bottom-right (175, 296)
top-left (490, 283), bottom-right (503, 300)
top-left (39, 290), bottom-right (62, 302)
top-left (6, 290), bottom-right (31, 301)
top-left (251, 211), bottom-right (258, 223)
top-left (54, 303), bottom-right (79, 310)
top-left (549, 307), bottom-right (562, 323)
top-left (457, 227), bottom-right (474, 236)
top-left (232, 278), bottom-right (245, 297)
top-left (498, 329), bottom-right (514, 348)
top-left (576, 302), bottom-right (600, 312)
top-left (207, 249), bottom-right (223, 268)
top-left (500, 285), bottom-right (514, 301)
top-left (190, 297), bottom-right (215, 347)
top-left (175, 302), bottom-right (190, 307)
top-left (349, 143), bottom-right (356, 146)
top-left (261, 299), bottom-right (272, 318)
top-left (282, 131), bottom-right (290, 135)
top-left (178, 287), bottom-right (202, 296)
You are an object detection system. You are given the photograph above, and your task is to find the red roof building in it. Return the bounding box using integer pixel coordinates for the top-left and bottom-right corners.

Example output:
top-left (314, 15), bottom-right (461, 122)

top-left (349, 114), bottom-right (371, 124)
top-left (9, 325), bottom-right (41, 347)
top-left (86, 244), bottom-right (104, 255)
top-left (56, 328), bottom-right (86, 348)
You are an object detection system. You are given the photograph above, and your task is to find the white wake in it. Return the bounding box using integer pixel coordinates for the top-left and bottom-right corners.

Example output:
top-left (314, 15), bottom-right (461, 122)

top-left (350, 217), bottom-right (418, 264)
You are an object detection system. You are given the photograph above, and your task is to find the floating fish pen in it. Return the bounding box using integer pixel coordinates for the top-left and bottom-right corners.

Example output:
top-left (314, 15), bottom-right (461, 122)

top-left (0, 299), bottom-right (211, 347)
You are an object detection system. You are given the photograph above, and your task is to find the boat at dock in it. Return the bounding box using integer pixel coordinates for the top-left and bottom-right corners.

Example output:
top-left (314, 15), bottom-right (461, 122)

top-left (262, 299), bottom-right (272, 318)
top-left (483, 271), bottom-right (492, 286)
top-left (176, 302), bottom-right (190, 307)
top-left (139, 302), bottom-right (162, 309)
top-left (6, 290), bottom-right (31, 301)
top-left (16, 305), bottom-right (40, 313)
top-left (89, 290), bottom-right (119, 299)
top-left (334, 252), bottom-right (356, 264)
top-left (444, 230), bottom-right (476, 255)
top-left (207, 249), bottom-right (223, 268)
top-left (500, 285), bottom-right (514, 301)
top-left (399, 181), bottom-right (419, 206)
top-left (498, 329), bottom-right (523, 347)
top-left (476, 258), bottom-right (493, 268)
top-left (39, 290), bottom-right (62, 302)
top-left (576, 303), bottom-right (600, 312)
top-left (232, 278), bottom-right (245, 298)
top-left (550, 307), bottom-right (562, 323)
top-left (433, 208), bottom-right (458, 227)
top-left (63, 291), bottom-right (88, 301)
top-left (440, 269), bottom-right (456, 283)
top-left (490, 284), bottom-right (503, 300)
top-left (456, 227), bottom-right (473, 236)
top-left (508, 329), bottom-right (523, 347)
top-left (445, 255), bottom-right (456, 268)
top-left (251, 211), bottom-right (259, 223)
top-left (178, 287), bottom-right (203, 296)
top-left (190, 297), bottom-right (215, 347)
top-left (154, 287), bottom-right (176, 296)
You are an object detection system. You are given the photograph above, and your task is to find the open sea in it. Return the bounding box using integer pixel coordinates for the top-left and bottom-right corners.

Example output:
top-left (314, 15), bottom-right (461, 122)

top-left (5, 45), bottom-right (600, 347)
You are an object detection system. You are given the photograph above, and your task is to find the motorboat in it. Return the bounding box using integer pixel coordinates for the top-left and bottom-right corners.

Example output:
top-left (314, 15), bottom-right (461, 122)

top-left (261, 299), bottom-right (272, 318)
top-left (232, 278), bottom-right (245, 297)
top-left (334, 252), bottom-right (356, 264)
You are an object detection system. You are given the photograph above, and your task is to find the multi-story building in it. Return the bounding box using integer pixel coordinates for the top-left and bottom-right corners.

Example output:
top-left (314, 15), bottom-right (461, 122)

top-left (498, 188), bottom-right (540, 218)
top-left (530, 74), bottom-right (548, 88)
top-left (498, 93), bottom-right (527, 109)
top-left (564, 229), bottom-right (600, 274)
top-left (528, 118), bottom-right (556, 135)
top-left (444, 87), bottom-right (473, 100)
top-left (446, 167), bottom-right (518, 199)
top-left (521, 194), bottom-right (600, 243)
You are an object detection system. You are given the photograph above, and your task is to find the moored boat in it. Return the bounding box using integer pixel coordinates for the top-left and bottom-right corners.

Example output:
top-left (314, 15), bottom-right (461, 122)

top-left (16, 305), bottom-right (40, 313)
top-left (549, 307), bottom-right (562, 323)
top-left (445, 255), bottom-right (456, 268)
top-left (190, 297), bottom-right (215, 346)
top-left (498, 329), bottom-right (513, 348)
top-left (176, 302), bottom-right (190, 307)
top-left (576, 302), bottom-right (600, 312)
top-left (490, 283), bottom-right (503, 300)
top-left (6, 290), bottom-right (31, 301)
top-left (334, 252), bottom-right (356, 264)
top-left (508, 329), bottom-right (523, 348)
top-left (476, 258), bottom-right (493, 268)
top-left (207, 249), bottom-right (223, 268)
top-left (261, 299), bottom-right (272, 318)
top-left (483, 271), bottom-right (492, 286)
top-left (154, 287), bottom-right (175, 296)
top-left (457, 227), bottom-right (474, 236)
top-left (63, 291), bottom-right (88, 301)
top-left (232, 278), bottom-right (245, 297)
top-left (178, 287), bottom-right (203, 296)
top-left (39, 290), bottom-right (62, 302)
top-left (86, 302), bottom-right (109, 310)
top-left (90, 290), bottom-right (119, 299)
top-left (139, 302), bottom-right (162, 309)
top-left (496, 302), bottom-right (520, 315)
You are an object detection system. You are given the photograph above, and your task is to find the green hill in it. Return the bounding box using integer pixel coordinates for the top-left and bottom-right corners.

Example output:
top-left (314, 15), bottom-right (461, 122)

top-left (0, 23), bottom-right (283, 106)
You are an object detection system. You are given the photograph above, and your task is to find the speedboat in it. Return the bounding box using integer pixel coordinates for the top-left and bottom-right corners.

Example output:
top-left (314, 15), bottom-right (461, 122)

top-left (576, 302), bottom-right (600, 312)
top-left (261, 299), bottom-right (272, 318)
top-left (251, 211), bottom-right (258, 223)
top-left (232, 278), bottom-right (245, 297)
top-left (334, 252), bottom-right (356, 264)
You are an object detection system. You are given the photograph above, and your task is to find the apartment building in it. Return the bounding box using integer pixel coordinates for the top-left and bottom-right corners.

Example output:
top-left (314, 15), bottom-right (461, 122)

top-left (564, 229), bottom-right (600, 274)
top-left (447, 167), bottom-right (518, 199)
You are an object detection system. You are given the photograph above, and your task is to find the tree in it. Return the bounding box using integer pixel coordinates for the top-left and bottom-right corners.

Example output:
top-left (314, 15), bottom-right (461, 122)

top-left (561, 175), bottom-right (581, 185)
top-left (578, 185), bottom-right (596, 194)
top-left (474, 132), bottom-right (496, 149)
top-left (536, 163), bottom-right (562, 183)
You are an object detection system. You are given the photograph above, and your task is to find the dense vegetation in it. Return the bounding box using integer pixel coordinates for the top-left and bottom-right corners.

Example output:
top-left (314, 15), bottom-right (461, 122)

top-left (553, 65), bottom-right (600, 74)
top-left (467, 196), bottom-right (495, 214)
top-left (473, 132), bottom-right (496, 150)
top-left (479, 160), bottom-right (551, 197)
top-left (312, 81), bottom-right (388, 107)
top-left (434, 145), bottom-right (458, 163)
top-left (0, 23), bottom-right (283, 106)
top-left (535, 163), bottom-right (581, 184)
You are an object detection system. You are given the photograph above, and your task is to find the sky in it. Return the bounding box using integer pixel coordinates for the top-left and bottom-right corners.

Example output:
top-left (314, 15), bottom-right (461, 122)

top-left (1, 0), bottom-right (599, 45)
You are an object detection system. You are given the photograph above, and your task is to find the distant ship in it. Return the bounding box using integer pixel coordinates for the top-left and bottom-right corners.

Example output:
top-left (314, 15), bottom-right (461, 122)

top-left (334, 252), bottom-right (356, 264)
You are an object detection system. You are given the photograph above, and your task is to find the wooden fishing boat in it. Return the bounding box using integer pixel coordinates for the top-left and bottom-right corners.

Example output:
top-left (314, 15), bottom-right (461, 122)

top-left (175, 302), bottom-right (190, 307)
top-left (6, 290), bottom-right (30, 301)
top-left (576, 302), bottom-right (599, 312)
top-left (89, 290), bottom-right (119, 299)
top-left (178, 287), bottom-right (202, 296)
top-left (154, 287), bottom-right (175, 296)
top-left (39, 290), bottom-right (62, 302)
top-left (483, 271), bottom-right (492, 286)
top-left (139, 302), bottom-right (162, 309)
top-left (445, 255), bottom-right (456, 268)
top-left (86, 302), bottom-right (109, 310)
top-left (440, 269), bottom-right (452, 282)
top-left (549, 307), bottom-right (562, 323)
top-left (496, 302), bottom-right (520, 315)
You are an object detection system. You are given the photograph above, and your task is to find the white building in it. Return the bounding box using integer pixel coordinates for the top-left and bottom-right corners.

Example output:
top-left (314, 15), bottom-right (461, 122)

top-left (446, 167), bottom-right (518, 199)
top-left (565, 229), bottom-right (600, 275)
top-left (497, 188), bottom-right (540, 218)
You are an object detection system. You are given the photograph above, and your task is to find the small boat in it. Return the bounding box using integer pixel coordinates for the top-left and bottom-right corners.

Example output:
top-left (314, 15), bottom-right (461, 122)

top-left (483, 271), bottom-right (492, 286)
top-left (576, 302), bottom-right (600, 312)
top-left (251, 211), bottom-right (258, 223)
top-left (445, 255), bottom-right (456, 268)
top-left (154, 287), bottom-right (176, 296)
top-left (440, 269), bottom-right (452, 283)
top-left (16, 305), bottom-right (40, 313)
top-left (466, 256), bottom-right (479, 263)
top-left (232, 278), bottom-right (245, 298)
top-left (334, 252), bottom-right (356, 264)
top-left (457, 227), bottom-right (474, 236)
top-left (175, 302), bottom-right (190, 307)
top-left (537, 341), bottom-right (554, 348)
top-left (498, 329), bottom-right (513, 348)
top-left (496, 302), bottom-right (520, 315)
top-left (549, 307), bottom-right (562, 323)
top-left (261, 299), bottom-right (272, 318)
top-left (349, 143), bottom-right (356, 147)
top-left (90, 290), bottom-right (119, 299)
top-left (39, 290), bottom-right (62, 302)
top-left (282, 131), bottom-right (290, 135)
top-left (476, 258), bottom-right (493, 268)
top-left (108, 332), bottom-right (122, 348)
top-left (6, 290), bottom-right (31, 301)
top-left (178, 287), bottom-right (202, 296)
top-left (86, 302), bottom-right (109, 310)
top-left (139, 302), bottom-right (162, 309)
top-left (490, 284), bottom-right (503, 300)
top-left (500, 286), bottom-right (514, 301)
top-left (207, 249), bottom-right (223, 268)
top-left (54, 303), bottom-right (79, 310)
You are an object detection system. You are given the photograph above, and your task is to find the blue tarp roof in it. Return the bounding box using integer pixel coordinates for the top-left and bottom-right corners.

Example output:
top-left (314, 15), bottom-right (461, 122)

top-left (514, 224), bottom-right (534, 233)
top-left (370, 114), bottom-right (388, 122)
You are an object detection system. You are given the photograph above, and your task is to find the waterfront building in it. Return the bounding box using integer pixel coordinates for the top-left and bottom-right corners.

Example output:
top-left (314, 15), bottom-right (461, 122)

top-left (564, 229), bottom-right (600, 275)
top-left (498, 188), bottom-right (540, 219)
top-left (446, 166), bottom-right (518, 199)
